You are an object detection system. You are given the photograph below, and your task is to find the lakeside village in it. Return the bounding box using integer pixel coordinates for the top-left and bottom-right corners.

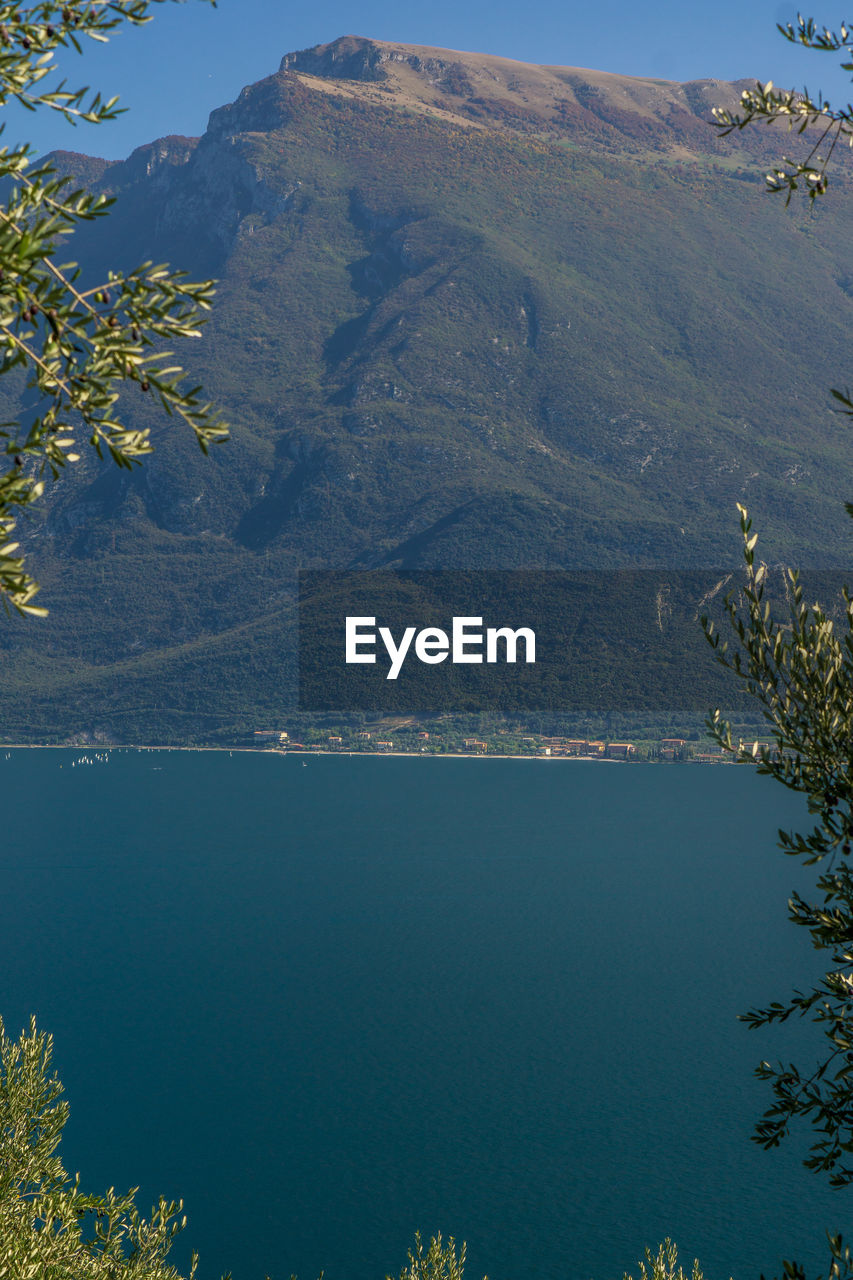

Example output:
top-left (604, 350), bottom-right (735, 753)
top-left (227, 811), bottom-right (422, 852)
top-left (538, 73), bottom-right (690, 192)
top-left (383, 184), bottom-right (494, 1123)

top-left (252, 724), bottom-right (769, 762)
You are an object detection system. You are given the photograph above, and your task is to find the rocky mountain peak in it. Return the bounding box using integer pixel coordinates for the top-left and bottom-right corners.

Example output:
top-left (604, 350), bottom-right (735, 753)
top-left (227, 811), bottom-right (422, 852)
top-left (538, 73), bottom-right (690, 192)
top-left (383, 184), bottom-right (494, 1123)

top-left (280, 35), bottom-right (390, 82)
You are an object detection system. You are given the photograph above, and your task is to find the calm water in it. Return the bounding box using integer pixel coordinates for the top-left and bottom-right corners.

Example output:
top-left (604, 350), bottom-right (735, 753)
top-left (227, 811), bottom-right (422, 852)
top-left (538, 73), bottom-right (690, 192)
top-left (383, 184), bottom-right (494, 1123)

top-left (1, 751), bottom-right (848, 1280)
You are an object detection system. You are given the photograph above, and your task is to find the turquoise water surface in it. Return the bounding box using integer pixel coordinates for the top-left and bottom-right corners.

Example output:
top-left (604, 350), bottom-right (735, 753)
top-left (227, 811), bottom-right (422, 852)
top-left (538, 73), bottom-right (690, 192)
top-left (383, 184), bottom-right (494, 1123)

top-left (1, 750), bottom-right (847, 1280)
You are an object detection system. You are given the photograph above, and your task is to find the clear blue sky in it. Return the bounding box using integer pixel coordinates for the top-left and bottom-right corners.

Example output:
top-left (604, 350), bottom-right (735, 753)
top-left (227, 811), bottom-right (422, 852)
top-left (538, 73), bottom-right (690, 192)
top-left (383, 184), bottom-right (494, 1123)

top-left (13, 0), bottom-right (853, 160)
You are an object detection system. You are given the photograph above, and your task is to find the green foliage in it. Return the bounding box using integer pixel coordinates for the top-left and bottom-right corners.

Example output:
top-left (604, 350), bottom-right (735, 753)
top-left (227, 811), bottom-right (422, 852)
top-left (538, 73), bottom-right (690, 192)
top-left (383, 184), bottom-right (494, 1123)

top-left (622, 1240), bottom-right (705, 1280)
top-left (619, 1238), bottom-right (853, 1280)
top-left (711, 15), bottom-right (853, 204)
top-left (697, 16), bottom-right (853, 1278)
top-left (768, 1236), bottom-right (853, 1280)
top-left (0, 1014), bottom-right (198, 1279)
top-left (704, 6), bottom-right (853, 1214)
top-left (709, 15), bottom-right (853, 447)
top-left (0, 0), bottom-right (227, 618)
top-left (388, 1232), bottom-right (477, 1280)
top-left (0, 1017), bottom-right (473, 1280)
top-left (705, 11), bottom-right (853, 1197)
top-left (704, 505), bottom-right (853, 1187)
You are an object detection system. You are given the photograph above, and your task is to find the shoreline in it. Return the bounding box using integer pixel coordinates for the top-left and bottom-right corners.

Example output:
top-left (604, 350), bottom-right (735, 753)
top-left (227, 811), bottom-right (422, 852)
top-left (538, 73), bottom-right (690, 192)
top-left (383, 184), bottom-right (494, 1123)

top-left (1, 743), bottom-right (619, 758)
top-left (0, 744), bottom-right (728, 763)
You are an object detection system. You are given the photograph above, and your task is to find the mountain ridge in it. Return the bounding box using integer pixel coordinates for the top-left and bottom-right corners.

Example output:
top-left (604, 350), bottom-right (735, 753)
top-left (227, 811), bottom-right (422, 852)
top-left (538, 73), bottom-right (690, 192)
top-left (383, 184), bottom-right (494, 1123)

top-left (277, 34), bottom-right (751, 144)
top-left (44, 34), bottom-right (772, 181)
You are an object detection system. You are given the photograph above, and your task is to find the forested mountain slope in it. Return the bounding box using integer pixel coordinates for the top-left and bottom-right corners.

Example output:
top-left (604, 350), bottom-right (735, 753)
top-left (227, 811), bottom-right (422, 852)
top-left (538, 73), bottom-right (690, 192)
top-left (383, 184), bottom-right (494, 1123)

top-left (2, 35), bottom-right (852, 742)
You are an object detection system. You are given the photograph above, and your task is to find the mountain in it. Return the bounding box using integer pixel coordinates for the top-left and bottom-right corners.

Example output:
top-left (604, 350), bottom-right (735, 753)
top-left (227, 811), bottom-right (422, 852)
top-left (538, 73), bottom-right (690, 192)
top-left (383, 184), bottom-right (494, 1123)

top-left (2, 35), bottom-right (853, 743)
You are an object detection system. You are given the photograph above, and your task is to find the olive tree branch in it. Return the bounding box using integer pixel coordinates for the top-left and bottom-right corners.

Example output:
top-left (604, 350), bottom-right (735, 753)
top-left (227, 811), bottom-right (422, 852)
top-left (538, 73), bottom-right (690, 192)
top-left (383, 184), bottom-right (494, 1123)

top-left (0, 1), bottom-right (228, 618)
top-left (702, 507), bottom-right (853, 1186)
top-left (711, 16), bottom-right (853, 203)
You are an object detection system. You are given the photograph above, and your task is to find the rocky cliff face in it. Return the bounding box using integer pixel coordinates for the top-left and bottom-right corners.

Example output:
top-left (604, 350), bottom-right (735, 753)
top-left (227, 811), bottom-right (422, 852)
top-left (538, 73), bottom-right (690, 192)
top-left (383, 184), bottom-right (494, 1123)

top-left (280, 35), bottom-right (486, 99)
top-left (150, 123), bottom-right (295, 264)
top-left (281, 35), bottom-right (392, 82)
top-left (47, 78), bottom-right (305, 270)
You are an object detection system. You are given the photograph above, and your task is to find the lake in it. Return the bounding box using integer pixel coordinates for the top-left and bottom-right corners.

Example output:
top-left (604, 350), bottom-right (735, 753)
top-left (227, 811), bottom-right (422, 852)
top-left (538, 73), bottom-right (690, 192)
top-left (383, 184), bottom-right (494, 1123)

top-left (1, 750), bottom-right (847, 1280)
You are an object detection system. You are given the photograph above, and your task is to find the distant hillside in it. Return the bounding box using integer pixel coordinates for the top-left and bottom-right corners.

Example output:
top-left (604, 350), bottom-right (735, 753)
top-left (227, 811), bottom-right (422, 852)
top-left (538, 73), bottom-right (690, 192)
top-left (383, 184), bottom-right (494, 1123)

top-left (2, 35), bottom-right (852, 744)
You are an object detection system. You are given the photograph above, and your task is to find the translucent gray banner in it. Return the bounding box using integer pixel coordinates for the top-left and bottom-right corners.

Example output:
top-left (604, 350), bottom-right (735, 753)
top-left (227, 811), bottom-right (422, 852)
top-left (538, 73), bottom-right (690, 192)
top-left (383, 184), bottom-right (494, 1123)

top-left (296, 568), bottom-right (800, 713)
